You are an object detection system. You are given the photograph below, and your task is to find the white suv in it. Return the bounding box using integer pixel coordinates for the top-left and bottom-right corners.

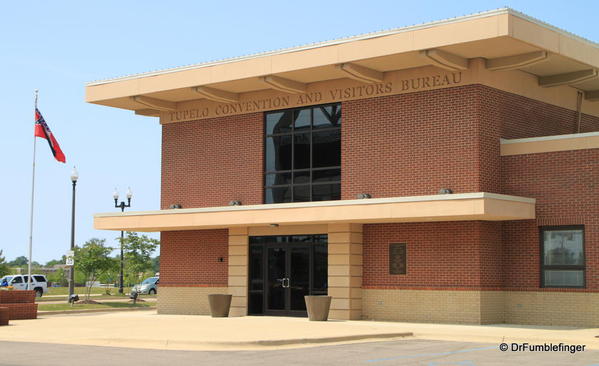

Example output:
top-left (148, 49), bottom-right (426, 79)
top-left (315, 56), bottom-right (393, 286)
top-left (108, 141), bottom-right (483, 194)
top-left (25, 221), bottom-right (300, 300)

top-left (0, 274), bottom-right (48, 297)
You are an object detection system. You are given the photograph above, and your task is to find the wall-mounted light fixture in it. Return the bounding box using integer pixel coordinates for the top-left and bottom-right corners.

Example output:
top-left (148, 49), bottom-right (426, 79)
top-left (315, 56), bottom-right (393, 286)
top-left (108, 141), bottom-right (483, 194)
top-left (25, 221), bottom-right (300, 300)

top-left (438, 188), bottom-right (453, 194)
top-left (229, 200), bottom-right (242, 206)
top-left (169, 204), bottom-right (183, 209)
top-left (270, 223), bottom-right (279, 227)
top-left (356, 193), bottom-right (372, 199)
top-left (217, 257), bottom-right (224, 262)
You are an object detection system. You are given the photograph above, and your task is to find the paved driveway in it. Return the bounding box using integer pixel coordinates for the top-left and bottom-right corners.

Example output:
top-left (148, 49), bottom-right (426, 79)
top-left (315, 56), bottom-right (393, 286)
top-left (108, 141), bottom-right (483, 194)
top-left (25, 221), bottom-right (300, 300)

top-left (1, 339), bottom-right (598, 366)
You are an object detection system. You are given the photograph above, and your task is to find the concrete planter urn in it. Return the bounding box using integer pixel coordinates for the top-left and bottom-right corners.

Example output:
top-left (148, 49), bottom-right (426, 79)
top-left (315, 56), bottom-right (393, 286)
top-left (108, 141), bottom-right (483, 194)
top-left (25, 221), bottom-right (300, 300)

top-left (304, 295), bottom-right (332, 321)
top-left (208, 294), bottom-right (232, 317)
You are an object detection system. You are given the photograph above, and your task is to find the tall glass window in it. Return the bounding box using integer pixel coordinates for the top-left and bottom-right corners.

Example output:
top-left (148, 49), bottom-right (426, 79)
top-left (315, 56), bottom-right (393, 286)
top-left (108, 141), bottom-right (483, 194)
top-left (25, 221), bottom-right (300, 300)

top-left (541, 226), bottom-right (585, 288)
top-left (264, 103), bottom-right (341, 203)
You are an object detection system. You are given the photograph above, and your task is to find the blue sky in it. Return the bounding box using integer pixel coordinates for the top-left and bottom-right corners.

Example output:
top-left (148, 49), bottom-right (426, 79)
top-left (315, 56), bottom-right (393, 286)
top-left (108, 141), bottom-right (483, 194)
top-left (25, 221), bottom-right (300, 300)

top-left (1, 1), bottom-right (597, 263)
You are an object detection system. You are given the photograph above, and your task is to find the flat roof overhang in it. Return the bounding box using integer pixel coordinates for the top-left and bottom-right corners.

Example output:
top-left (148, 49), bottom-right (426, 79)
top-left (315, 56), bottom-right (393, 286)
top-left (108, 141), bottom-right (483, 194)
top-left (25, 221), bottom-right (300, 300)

top-left (85, 8), bottom-right (599, 119)
top-left (93, 193), bottom-right (535, 232)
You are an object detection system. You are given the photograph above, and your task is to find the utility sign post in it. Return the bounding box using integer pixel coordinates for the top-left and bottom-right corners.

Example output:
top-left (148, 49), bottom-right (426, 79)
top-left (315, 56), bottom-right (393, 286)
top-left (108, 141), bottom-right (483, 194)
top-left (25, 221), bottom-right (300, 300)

top-left (65, 250), bottom-right (74, 266)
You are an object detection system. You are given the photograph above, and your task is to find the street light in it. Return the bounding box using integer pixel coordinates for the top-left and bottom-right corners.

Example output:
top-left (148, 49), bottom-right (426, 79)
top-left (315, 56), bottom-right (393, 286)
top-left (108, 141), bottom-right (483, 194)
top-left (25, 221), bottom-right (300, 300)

top-left (68, 166), bottom-right (78, 301)
top-left (113, 187), bottom-right (132, 294)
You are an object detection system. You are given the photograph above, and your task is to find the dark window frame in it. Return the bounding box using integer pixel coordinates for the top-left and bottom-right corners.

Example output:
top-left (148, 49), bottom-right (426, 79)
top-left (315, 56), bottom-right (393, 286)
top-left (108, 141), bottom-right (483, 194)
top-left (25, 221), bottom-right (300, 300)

top-left (539, 225), bottom-right (585, 289)
top-left (263, 103), bottom-right (341, 203)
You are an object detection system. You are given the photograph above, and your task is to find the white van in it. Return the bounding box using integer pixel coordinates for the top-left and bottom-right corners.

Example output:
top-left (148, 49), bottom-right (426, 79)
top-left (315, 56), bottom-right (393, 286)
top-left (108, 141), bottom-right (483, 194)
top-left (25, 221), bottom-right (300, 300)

top-left (0, 274), bottom-right (48, 297)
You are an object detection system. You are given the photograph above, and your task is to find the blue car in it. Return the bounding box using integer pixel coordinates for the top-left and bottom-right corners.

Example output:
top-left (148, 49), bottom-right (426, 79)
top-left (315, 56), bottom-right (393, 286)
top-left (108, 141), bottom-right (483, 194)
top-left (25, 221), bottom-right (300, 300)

top-left (131, 276), bottom-right (159, 295)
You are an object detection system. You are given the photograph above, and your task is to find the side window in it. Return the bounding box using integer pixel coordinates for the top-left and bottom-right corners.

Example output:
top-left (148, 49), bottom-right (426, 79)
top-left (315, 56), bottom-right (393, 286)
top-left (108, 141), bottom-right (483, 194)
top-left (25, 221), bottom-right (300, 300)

top-left (34, 276), bottom-right (46, 282)
top-left (541, 226), bottom-right (585, 288)
top-left (12, 276), bottom-right (23, 284)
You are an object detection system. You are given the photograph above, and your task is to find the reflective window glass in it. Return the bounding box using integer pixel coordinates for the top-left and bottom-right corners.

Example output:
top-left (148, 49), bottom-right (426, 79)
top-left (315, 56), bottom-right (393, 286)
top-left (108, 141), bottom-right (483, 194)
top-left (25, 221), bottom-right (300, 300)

top-left (264, 104), bottom-right (340, 203)
top-left (265, 173), bottom-right (292, 186)
top-left (312, 183), bottom-right (340, 201)
top-left (312, 130), bottom-right (341, 168)
top-left (313, 105), bottom-right (341, 129)
top-left (266, 111), bottom-right (292, 135)
top-left (293, 185), bottom-right (311, 202)
top-left (541, 227), bottom-right (585, 288)
top-left (265, 135), bottom-right (292, 172)
top-left (294, 109), bottom-right (311, 130)
top-left (265, 186), bottom-right (292, 204)
top-left (294, 133), bottom-right (311, 170)
top-left (313, 169), bottom-right (340, 183)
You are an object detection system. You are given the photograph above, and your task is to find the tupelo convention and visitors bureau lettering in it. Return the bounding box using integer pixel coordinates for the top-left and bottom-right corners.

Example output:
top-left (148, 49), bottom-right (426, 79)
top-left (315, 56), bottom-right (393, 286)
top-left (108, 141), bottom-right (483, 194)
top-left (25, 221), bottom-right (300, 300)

top-left (166, 71), bottom-right (462, 123)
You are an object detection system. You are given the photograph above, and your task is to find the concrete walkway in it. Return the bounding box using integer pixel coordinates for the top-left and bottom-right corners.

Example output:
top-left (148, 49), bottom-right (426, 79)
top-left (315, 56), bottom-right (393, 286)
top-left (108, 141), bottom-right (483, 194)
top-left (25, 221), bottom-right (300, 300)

top-left (2, 311), bottom-right (598, 351)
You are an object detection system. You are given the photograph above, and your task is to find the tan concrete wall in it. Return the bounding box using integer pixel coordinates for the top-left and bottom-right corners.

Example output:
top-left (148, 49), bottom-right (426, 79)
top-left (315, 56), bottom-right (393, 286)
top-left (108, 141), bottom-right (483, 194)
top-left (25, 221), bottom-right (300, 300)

top-left (228, 227), bottom-right (248, 317)
top-left (157, 287), bottom-right (227, 315)
top-left (362, 289), bottom-right (486, 324)
top-left (363, 289), bottom-right (599, 326)
top-left (480, 291), bottom-right (505, 324)
top-left (505, 291), bottom-right (599, 327)
top-left (328, 223), bottom-right (363, 320)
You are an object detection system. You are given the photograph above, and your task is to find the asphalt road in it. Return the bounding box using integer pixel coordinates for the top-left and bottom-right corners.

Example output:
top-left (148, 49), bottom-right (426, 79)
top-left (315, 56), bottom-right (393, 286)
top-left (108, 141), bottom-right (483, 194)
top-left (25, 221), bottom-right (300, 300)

top-left (1, 339), bottom-right (598, 366)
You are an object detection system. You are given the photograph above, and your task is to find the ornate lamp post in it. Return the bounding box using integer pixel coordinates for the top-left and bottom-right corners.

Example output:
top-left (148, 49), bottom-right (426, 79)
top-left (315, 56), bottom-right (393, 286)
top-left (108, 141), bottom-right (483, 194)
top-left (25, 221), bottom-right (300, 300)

top-left (113, 187), bottom-right (132, 294)
top-left (68, 167), bottom-right (78, 300)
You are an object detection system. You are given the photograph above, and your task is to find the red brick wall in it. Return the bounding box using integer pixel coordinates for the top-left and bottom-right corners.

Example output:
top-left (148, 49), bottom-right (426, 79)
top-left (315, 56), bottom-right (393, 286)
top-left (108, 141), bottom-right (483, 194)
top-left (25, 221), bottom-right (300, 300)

top-left (160, 230), bottom-right (228, 286)
top-left (492, 89), bottom-right (599, 139)
top-left (342, 85), bottom-right (485, 199)
top-left (502, 149), bottom-right (599, 290)
top-left (161, 112), bottom-right (263, 209)
top-left (157, 84), bottom-right (599, 292)
top-left (479, 85), bottom-right (599, 139)
top-left (362, 221), bottom-right (502, 289)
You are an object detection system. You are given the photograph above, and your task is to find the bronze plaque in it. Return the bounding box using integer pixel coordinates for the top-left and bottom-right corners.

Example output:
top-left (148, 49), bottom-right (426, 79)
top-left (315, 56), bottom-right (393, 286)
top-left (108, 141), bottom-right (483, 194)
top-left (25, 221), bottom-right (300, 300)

top-left (389, 243), bottom-right (407, 275)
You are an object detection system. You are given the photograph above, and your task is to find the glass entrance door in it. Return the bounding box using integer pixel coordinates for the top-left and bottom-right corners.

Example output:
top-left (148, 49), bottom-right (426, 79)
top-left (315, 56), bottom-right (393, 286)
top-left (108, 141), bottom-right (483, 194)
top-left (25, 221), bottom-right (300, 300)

top-left (267, 247), bottom-right (286, 311)
top-left (249, 235), bottom-right (327, 316)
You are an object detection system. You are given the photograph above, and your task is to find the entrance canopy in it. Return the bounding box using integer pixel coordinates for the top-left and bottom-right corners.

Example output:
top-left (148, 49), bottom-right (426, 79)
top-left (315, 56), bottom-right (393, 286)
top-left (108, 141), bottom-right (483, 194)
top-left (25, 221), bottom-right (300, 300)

top-left (94, 192), bottom-right (535, 232)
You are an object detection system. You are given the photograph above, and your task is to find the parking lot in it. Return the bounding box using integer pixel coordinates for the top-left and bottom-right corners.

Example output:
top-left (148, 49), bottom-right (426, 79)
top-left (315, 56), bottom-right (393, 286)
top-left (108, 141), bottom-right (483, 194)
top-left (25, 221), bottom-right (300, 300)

top-left (2, 339), bottom-right (599, 366)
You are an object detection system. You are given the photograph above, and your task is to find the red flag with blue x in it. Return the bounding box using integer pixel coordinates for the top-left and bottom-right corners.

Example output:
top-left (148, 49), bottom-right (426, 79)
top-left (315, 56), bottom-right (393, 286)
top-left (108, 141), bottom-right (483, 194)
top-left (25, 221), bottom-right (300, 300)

top-left (34, 108), bottom-right (66, 163)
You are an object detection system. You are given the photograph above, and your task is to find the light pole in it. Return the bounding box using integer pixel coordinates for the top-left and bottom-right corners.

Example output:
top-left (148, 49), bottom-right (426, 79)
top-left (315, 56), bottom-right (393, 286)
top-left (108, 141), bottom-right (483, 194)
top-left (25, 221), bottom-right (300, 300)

top-left (68, 167), bottom-right (78, 300)
top-left (113, 187), bottom-right (132, 294)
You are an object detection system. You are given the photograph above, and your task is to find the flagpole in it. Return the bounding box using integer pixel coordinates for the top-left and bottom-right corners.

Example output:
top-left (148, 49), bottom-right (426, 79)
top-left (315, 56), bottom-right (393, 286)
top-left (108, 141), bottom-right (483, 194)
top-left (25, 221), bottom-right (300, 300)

top-left (27, 90), bottom-right (39, 291)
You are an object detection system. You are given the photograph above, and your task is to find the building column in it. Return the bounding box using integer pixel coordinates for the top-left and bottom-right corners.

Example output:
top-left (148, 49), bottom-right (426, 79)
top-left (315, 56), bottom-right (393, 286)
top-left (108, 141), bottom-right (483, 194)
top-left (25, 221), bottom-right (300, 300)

top-left (228, 227), bottom-right (249, 317)
top-left (327, 223), bottom-right (363, 320)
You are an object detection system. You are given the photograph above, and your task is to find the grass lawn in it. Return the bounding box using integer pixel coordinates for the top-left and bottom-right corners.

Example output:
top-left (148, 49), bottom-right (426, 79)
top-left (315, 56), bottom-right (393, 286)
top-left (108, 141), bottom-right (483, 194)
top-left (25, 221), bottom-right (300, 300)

top-left (36, 293), bottom-right (139, 302)
top-left (45, 287), bottom-right (111, 296)
top-left (38, 302), bottom-right (154, 312)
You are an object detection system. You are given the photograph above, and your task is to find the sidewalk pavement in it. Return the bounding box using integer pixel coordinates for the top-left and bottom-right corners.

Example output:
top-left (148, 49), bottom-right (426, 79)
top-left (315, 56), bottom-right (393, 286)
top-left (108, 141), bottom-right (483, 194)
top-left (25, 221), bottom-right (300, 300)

top-left (1, 310), bottom-right (598, 351)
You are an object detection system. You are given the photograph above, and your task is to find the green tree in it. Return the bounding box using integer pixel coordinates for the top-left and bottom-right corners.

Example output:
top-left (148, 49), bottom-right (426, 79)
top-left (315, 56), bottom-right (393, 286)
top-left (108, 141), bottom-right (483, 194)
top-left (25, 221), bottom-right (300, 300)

top-left (74, 239), bottom-right (117, 301)
top-left (151, 256), bottom-right (160, 274)
top-left (0, 250), bottom-right (10, 277)
top-left (45, 256), bottom-right (66, 267)
top-left (46, 267), bottom-right (68, 287)
top-left (8, 256), bottom-right (28, 266)
top-left (119, 232), bottom-right (159, 286)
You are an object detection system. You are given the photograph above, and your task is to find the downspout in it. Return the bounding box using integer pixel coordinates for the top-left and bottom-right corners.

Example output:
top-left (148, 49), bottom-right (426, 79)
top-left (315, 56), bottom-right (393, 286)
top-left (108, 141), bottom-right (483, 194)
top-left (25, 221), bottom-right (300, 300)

top-left (576, 91), bottom-right (583, 133)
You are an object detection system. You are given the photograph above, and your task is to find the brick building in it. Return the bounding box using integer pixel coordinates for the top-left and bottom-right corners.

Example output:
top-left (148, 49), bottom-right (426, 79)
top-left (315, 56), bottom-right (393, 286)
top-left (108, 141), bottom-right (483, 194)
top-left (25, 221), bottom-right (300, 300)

top-left (89, 9), bottom-right (599, 326)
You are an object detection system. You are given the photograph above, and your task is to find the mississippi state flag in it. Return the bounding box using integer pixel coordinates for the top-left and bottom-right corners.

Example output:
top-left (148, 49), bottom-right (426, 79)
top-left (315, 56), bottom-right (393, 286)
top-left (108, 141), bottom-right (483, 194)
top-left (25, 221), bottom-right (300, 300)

top-left (35, 108), bottom-right (66, 163)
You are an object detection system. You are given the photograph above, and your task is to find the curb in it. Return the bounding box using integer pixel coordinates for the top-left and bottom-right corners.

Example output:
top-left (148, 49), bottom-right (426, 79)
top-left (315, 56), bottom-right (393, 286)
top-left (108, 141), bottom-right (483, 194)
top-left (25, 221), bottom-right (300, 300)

top-left (225, 332), bottom-right (414, 346)
top-left (102, 332), bottom-right (413, 349)
top-left (38, 307), bottom-right (156, 316)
